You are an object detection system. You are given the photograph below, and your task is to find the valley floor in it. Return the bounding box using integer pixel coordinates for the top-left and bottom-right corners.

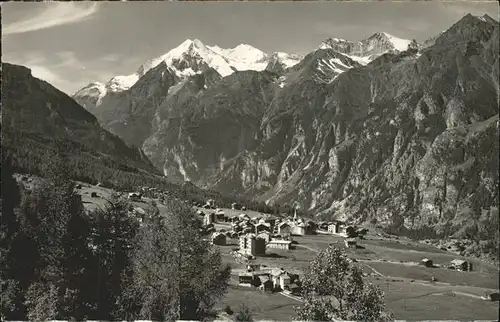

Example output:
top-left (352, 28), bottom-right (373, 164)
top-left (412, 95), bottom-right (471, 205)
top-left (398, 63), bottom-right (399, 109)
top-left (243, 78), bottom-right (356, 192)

top-left (64, 182), bottom-right (500, 321)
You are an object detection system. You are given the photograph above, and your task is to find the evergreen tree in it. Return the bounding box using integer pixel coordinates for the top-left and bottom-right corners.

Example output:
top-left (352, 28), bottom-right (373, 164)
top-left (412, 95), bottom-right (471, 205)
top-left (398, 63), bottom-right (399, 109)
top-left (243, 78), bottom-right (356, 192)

top-left (88, 195), bottom-right (139, 320)
top-left (129, 198), bottom-right (231, 321)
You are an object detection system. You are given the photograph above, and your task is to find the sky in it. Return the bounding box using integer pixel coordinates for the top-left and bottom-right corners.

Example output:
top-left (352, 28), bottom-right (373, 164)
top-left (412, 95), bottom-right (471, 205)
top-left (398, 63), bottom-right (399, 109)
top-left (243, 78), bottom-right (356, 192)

top-left (2, 1), bottom-right (499, 95)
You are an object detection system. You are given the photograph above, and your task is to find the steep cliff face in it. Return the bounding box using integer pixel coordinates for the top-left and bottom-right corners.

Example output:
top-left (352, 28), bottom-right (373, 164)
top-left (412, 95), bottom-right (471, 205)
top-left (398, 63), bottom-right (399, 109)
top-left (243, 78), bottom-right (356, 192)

top-left (142, 70), bottom-right (278, 185)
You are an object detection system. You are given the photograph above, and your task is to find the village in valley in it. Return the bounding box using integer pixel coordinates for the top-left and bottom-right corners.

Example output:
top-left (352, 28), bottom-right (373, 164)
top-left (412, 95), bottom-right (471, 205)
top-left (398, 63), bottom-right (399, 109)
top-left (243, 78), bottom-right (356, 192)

top-left (122, 188), bottom-right (499, 319)
top-left (13, 174), bottom-right (500, 321)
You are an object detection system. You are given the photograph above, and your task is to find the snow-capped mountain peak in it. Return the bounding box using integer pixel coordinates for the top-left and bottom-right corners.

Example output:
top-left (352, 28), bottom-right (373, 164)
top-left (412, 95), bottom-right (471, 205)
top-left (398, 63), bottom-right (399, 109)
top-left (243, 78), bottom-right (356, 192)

top-left (367, 32), bottom-right (412, 52)
top-left (72, 81), bottom-right (107, 109)
top-left (319, 32), bottom-right (414, 65)
top-left (267, 52), bottom-right (303, 70)
top-left (101, 39), bottom-right (274, 93)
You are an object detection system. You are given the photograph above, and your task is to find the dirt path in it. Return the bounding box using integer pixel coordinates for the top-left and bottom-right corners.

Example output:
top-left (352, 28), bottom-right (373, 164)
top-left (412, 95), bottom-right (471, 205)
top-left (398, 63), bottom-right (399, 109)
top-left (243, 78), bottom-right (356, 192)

top-left (279, 291), bottom-right (303, 302)
top-left (295, 244), bottom-right (320, 253)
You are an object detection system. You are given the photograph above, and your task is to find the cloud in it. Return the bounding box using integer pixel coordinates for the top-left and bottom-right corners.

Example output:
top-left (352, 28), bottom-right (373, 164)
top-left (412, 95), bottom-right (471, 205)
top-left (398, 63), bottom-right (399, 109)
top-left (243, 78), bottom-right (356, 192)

top-left (2, 2), bottom-right (99, 36)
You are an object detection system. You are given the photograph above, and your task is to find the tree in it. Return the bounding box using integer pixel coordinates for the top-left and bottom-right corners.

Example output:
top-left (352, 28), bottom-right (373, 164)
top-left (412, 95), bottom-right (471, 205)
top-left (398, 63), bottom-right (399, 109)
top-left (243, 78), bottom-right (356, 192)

top-left (294, 246), bottom-right (393, 321)
top-left (129, 198), bottom-right (231, 321)
top-left (234, 304), bottom-right (253, 321)
top-left (88, 195), bottom-right (140, 320)
top-left (0, 151), bottom-right (23, 319)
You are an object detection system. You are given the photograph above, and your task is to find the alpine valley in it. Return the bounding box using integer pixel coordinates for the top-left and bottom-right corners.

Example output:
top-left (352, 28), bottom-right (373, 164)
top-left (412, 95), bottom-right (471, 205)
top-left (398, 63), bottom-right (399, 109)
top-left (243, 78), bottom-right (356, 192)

top-left (66, 13), bottom-right (497, 259)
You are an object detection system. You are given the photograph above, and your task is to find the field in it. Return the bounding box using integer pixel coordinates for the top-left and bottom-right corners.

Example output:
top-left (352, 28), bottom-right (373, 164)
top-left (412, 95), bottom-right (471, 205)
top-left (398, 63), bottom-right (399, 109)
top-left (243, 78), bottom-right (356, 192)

top-left (61, 184), bottom-right (500, 321)
top-left (208, 208), bottom-right (499, 321)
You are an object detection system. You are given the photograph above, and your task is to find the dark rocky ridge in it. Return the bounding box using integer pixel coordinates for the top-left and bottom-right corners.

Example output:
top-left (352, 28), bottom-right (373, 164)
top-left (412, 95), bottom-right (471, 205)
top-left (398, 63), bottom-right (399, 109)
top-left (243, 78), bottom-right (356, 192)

top-left (1, 62), bottom-right (159, 175)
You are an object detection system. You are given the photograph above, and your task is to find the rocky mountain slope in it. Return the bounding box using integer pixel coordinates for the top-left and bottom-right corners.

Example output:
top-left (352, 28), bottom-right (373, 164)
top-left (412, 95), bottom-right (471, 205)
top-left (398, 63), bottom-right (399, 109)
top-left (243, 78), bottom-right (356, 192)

top-left (1, 62), bottom-right (160, 182)
top-left (74, 14), bottom-right (498, 246)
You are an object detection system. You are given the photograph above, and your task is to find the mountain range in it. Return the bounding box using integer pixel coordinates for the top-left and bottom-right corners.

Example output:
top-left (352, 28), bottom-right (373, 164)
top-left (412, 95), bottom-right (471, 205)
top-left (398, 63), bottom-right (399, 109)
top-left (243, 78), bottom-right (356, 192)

top-left (68, 14), bottom-right (499, 243)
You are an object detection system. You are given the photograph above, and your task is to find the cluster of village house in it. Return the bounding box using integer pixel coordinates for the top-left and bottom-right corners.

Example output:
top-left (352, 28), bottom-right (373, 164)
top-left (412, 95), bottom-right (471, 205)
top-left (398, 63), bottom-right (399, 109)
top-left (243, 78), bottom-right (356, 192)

top-left (126, 196), bottom-right (477, 282)
top-left (420, 257), bottom-right (474, 272)
top-left (238, 264), bottom-right (301, 294)
top-left (192, 199), bottom-right (367, 295)
top-left (198, 206), bottom-right (361, 255)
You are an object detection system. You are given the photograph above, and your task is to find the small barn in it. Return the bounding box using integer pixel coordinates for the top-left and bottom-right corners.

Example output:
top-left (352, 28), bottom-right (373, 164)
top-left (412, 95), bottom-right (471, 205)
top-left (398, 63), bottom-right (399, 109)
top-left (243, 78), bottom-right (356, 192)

top-left (128, 192), bottom-right (142, 202)
top-left (258, 276), bottom-right (274, 292)
top-left (265, 216), bottom-right (277, 227)
top-left (231, 202), bottom-right (242, 210)
top-left (421, 258), bottom-right (433, 268)
top-left (345, 226), bottom-right (357, 238)
top-left (344, 238), bottom-right (357, 249)
top-left (238, 272), bottom-right (256, 287)
top-left (277, 222), bottom-right (291, 236)
top-left (450, 259), bottom-right (472, 271)
top-left (211, 232), bottom-right (226, 246)
top-left (255, 222), bottom-right (271, 234)
top-left (215, 213), bottom-right (226, 222)
top-left (257, 231), bottom-right (272, 243)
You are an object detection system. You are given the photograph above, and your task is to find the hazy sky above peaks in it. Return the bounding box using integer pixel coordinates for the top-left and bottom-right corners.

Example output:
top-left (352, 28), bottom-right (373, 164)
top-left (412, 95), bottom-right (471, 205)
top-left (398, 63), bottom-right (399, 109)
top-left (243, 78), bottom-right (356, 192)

top-left (2, 1), bottom-right (498, 94)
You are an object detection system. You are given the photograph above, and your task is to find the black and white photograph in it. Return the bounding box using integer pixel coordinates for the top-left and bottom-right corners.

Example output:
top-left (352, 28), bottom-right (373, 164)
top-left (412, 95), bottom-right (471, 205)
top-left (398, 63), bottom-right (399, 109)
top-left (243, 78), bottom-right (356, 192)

top-left (1, 1), bottom-right (499, 321)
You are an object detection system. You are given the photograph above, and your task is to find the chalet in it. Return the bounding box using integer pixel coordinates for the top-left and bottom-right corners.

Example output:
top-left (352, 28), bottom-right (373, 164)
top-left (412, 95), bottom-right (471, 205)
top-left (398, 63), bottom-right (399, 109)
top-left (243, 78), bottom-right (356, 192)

top-left (211, 232), bottom-right (226, 246)
top-left (421, 258), bottom-right (433, 268)
top-left (258, 276), bottom-right (274, 292)
top-left (285, 283), bottom-right (302, 295)
top-left (267, 240), bottom-right (292, 250)
top-left (344, 238), bottom-right (357, 248)
top-left (257, 231), bottom-right (272, 243)
top-left (357, 228), bottom-right (369, 238)
top-left (247, 263), bottom-right (265, 272)
top-left (241, 206), bottom-right (247, 211)
top-left (305, 221), bottom-right (317, 234)
top-left (255, 222), bottom-right (271, 234)
top-left (238, 272), bottom-right (256, 287)
top-left (278, 222), bottom-right (291, 236)
top-left (450, 259), bottom-right (472, 271)
top-left (328, 222), bottom-right (341, 234)
top-left (215, 213), bottom-right (226, 222)
top-left (128, 192), bottom-right (142, 202)
top-left (243, 227), bottom-right (254, 234)
top-left (252, 216), bottom-right (262, 222)
top-left (239, 213), bottom-right (251, 221)
top-left (206, 199), bottom-right (215, 207)
top-left (265, 215), bottom-right (277, 225)
top-left (271, 269), bottom-right (291, 290)
top-left (319, 222), bottom-right (328, 230)
top-left (345, 225), bottom-right (358, 238)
